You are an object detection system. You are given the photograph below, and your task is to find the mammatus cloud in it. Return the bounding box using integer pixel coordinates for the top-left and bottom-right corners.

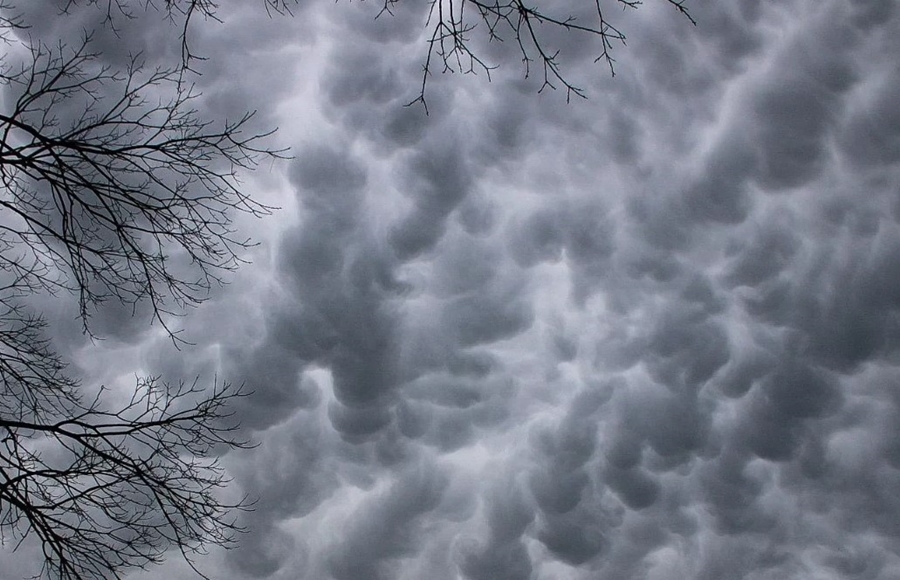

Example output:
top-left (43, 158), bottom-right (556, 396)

top-left (4, 0), bottom-right (900, 578)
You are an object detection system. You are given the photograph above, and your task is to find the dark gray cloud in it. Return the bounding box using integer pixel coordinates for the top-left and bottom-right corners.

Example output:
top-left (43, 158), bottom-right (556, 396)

top-left (7, 0), bottom-right (900, 579)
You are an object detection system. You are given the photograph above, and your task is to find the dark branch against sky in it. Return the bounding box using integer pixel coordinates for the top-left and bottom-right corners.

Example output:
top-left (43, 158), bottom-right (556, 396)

top-left (3, 0), bottom-right (900, 579)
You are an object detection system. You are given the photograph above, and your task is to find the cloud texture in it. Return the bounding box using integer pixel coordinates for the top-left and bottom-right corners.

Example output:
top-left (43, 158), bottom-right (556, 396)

top-left (5, 0), bottom-right (900, 578)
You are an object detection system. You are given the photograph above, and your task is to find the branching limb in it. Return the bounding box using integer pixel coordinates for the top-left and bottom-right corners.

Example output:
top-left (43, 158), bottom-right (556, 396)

top-left (0, 366), bottom-right (252, 580)
top-left (0, 35), bottom-right (286, 340)
top-left (407, 0), bottom-right (696, 110)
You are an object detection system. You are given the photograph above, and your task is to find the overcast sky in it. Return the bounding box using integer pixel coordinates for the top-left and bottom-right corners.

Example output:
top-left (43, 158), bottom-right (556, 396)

top-left (5, 0), bottom-right (900, 578)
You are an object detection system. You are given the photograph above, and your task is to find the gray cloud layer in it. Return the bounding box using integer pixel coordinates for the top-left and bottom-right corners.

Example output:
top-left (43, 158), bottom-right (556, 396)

top-left (5, 0), bottom-right (900, 578)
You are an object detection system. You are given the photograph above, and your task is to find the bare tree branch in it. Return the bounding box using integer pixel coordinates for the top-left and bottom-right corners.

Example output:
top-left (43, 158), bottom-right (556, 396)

top-left (0, 34), bottom-right (286, 338)
top-left (402, 0), bottom-right (696, 110)
top-left (0, 364), bottom-right (252, 580)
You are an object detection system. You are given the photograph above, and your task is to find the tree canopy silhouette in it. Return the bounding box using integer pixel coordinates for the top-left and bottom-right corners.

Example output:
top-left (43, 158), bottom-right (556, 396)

top-left (0, 3), bottom-right (279, 579)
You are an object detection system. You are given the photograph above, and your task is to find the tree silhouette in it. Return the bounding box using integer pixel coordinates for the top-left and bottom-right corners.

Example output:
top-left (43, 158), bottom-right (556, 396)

top-left (0, 4), bottom-right (280, 579)
top-left (394, 0), bottom-right (695, 110)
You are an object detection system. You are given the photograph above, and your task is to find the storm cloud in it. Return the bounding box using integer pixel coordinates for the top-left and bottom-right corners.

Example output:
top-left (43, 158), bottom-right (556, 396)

top-left (5, 0), bottom-right (900, 579)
